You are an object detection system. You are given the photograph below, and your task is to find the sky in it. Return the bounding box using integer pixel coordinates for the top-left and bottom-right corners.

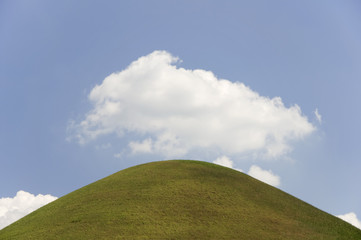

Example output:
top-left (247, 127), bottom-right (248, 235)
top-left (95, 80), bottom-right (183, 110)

top-left (1, 0), bottom-right (361, 230)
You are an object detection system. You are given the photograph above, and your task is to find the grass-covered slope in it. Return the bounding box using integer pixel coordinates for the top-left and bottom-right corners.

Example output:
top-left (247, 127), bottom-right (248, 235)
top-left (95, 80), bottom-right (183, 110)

top-left (1, 160), bottom-right (360, 239)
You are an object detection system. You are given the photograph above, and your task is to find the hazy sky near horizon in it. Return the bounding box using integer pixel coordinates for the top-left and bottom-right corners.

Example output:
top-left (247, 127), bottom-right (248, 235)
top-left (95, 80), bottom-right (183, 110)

top-left (1, 0), bottom-right (361, 229)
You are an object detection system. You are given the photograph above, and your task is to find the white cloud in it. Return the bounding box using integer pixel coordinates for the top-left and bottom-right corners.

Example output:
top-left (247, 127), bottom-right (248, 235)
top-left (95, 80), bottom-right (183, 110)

top-left (213, 156), bottom-right (243, 172)
top-left (0, 190), bottom-right (57, 230)
top-left (129, 138), bottom-right (153, 154)
top-left (113, 150), bottom-right (125, 159)
top-left (213, 156), bottom-right (234, 168)
top-left (95, 143), bottom-right (112, 150)
top-left (337, 212), bottom-right (361, 229)
top-left (68, 50), bottom-right (315, 159)
top-left (314, 108), bottom-right (322, 123)
top-left (248, 165), bottom-right (281, 187)
top-left (212, 157), bottom-right (280, 187)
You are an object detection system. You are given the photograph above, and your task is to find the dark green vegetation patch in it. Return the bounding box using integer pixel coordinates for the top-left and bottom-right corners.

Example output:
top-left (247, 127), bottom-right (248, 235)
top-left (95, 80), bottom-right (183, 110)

top-left (1, 160), bottom-right (360, 239)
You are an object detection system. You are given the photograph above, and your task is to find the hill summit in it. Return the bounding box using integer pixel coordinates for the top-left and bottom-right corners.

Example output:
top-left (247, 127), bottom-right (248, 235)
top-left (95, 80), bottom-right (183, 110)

top-left (1, 160), bottom-right (360, 239)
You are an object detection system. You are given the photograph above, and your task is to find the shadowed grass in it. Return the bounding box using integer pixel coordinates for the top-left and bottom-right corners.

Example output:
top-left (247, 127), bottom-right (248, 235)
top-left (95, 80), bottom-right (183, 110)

top-left (1, 160), bottom-right (360, 239)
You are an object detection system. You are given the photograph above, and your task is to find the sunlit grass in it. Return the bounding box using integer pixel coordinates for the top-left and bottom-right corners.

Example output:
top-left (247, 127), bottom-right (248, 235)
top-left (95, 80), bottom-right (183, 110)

top-left (1, 160), bottom-right (360, 239)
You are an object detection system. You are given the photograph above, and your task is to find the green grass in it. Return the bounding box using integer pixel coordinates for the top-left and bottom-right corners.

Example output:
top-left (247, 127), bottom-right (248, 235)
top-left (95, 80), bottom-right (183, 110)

top-left (1, 160), bottom-right (360, 239)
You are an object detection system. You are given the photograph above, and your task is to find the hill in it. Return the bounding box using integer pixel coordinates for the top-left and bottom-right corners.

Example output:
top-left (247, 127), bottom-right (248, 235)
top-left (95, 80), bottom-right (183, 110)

top-left (1, 160), bottom-right (360, 239)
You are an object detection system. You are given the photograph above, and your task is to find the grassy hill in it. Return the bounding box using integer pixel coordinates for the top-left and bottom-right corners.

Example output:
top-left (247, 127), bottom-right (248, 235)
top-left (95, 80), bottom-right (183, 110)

top-left (1, 160), bottom-right (360, 239)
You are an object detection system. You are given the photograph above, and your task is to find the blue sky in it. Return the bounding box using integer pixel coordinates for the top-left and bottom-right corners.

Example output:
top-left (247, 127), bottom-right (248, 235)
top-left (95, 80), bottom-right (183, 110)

top-left (1, 0), bottom-right (361, 229)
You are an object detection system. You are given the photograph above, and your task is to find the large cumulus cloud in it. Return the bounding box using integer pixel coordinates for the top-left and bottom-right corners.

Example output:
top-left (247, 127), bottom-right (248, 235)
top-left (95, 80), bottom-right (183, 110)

top-left (68, 50), bottom-right (315, 159)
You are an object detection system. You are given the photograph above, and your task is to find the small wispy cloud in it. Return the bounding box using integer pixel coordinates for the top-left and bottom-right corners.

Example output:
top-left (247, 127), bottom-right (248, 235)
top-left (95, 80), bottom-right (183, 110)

top-left (95, 143), bottom-right (112, 150)
top-left (213, 156), bottom-right (280, 187)
top-left (113, 152), bottom-right (123, 159)
top-left (129, 138), bottom-right (155, 154)
top-left (213, 156), bottom-right (234, 169)
top-left (314, 108), bottom-right (322, 123)
top-left (337, 212), bottom-right (361, 229)
top-left (0, 191), bottom-right (57, 230)
top-left (247, 165), bottom-right (281, 187)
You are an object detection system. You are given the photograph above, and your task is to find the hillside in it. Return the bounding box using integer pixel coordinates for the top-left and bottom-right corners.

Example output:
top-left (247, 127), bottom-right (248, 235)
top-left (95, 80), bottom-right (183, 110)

top-left (1, 160), bottom-right (360, 239)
